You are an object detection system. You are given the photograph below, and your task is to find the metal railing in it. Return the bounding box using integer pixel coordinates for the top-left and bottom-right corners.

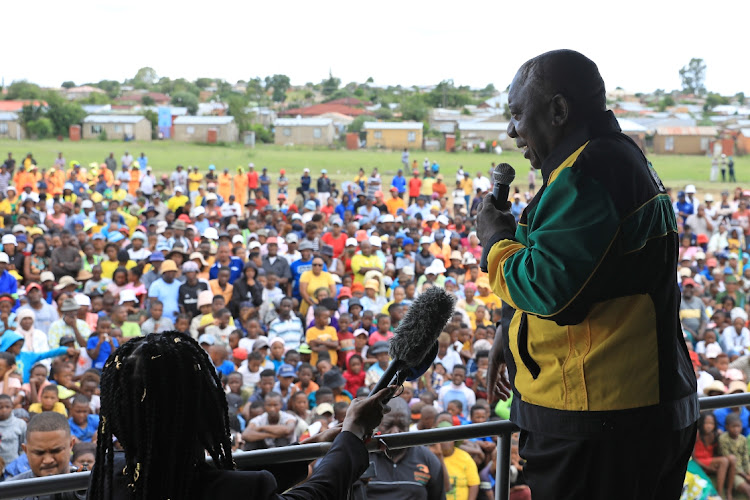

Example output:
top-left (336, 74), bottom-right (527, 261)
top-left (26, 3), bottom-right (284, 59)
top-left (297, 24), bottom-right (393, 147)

top-left (1, 393), bottom-right (747, 500)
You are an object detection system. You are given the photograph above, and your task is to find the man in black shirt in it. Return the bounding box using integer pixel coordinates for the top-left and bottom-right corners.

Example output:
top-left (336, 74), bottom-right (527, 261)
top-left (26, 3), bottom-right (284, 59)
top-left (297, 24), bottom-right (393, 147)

top-left (2, 153), bottom-right (15, 175)
top-left (179, 261), bottom-right (208, 317)
top-left (366, 411), bottom-right (445, 500)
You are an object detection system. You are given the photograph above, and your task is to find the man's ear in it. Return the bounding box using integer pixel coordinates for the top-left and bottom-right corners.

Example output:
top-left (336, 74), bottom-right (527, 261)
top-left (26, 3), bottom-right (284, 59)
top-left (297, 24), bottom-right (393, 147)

top-left (550, 94), bottom-right (569, 127)
top-left (21, 443), bottom-right (27, 454)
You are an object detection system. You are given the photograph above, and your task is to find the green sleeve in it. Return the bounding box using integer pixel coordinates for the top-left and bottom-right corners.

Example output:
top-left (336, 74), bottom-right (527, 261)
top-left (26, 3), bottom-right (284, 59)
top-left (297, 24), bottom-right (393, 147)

top-left (503, 168), bottom-right (620, 318)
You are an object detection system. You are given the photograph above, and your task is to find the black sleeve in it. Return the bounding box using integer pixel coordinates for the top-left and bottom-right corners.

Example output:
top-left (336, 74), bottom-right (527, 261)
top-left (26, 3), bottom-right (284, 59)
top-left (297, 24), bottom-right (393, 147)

top-left (281, 431), bottom-right (369, 500)
top-left (425, 449), bottom-right (447, 500)
top-left (251, 283), bottom-right (264, 307)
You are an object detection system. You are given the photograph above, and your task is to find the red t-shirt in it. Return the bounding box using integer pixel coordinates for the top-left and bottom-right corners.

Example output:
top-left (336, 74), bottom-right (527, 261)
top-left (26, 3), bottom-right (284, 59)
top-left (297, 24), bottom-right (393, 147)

top-left (368, 330), bottom-right (394, 346)
top-left (247, 171), bottom-right (259, 189)
top-left (256, 197), bottom-right (269, 211)
top-left (408, 178), bottom-right (422, 197)
top-left (343, 369), bottom-right (366, 396)
top-left (337, 330), bottom-right (355, 368)
top-left (321, 232), bottom-right (348, 258)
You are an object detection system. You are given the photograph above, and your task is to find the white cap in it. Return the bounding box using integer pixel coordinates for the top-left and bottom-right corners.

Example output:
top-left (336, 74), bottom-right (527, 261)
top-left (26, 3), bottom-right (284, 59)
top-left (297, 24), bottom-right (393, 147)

top-left (81, 200), bottom-right (94, 209)
top-left (429, 259), bottom-right (446, 273)
top-left (12, 225), bottom-right (25, 233)
top-left (369, 235), bottom-right (382, 248)
top-left (419, 236), bottom-right (432, 245)
top-left (379, 214), bottom-right (394, 223)
top-left (425, 214), bottom-right (436, 222)
top-left (286, 233), bottom-right (299, 244)
top-left (346, 237), bottom-right (358, 247)
top-left (291, 213), bottom-right (302, 221)
top-left (304, 168), bottom-right (310, 173)
top-left (685, 184), bottom-right (697, 194)
top-left (205, 193), bottom-right (218, 202)
top-left (705, 343), bottom-right (722, 359)
top-left (248, 162), bottom-right (255, 168)
top-left (74, 294), bottom-right (91, 307)
top-left (193, 206), bottom-right (206, 217)
top-left (119, 289), bottom-right (138, 304)
top-left (203, 227), bottom-right (219, 240)
top-left (437, 215), bottom-right (450, 226)
top-left (232, 235), bottom-right (245, 244)
top-left (175, 186), bottom-right (184, 193)
top-left (1, 235), bottom-right (17, 246)
top-left (0, 253), bottom-right (10, 264)
top-left (249, 241), bottom-right (261, 250)
top-left (425, 265), bottom-right (438, 275)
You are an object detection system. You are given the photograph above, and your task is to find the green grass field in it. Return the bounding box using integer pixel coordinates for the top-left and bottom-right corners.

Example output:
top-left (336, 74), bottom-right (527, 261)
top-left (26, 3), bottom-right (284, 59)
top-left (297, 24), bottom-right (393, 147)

top-left (0, 139), bottom-right (747, 194)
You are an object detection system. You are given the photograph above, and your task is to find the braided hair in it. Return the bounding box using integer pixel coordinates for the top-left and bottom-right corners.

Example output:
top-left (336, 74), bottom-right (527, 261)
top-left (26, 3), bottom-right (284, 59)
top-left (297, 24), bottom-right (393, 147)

top-left (89, 331), bottom-right (234, 500)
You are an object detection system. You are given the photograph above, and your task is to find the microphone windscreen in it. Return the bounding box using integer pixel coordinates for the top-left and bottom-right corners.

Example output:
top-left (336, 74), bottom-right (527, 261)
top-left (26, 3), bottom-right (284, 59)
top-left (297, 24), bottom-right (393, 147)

top-left (493, 163), bottom-right (516, 186)
top-left (389, 286), bottom-right (455, 367)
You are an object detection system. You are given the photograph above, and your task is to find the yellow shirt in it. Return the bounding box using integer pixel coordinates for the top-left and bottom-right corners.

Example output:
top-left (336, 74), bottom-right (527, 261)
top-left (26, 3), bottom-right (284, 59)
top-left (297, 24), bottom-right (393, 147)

top-left (421, 178), bottom-right (435, 196)
top-left (167, 195), bottom-right (189, 213)
top-left (101, 259), bottom-right (136, 280)
top-left (461, 178), bottom-right (473, 195)
top-left (306, 326), bottom-right (338, 366)
top-left (299, 270), bottom-right (336, 315)
top-left (477, 293), bottom-right (501, 311)
top-left (443, 448), bottom-right (480, 500)
top-left (188, 172), bottom-right (204, 192)
top-left (111, 188), bottom-right (127, 202)
top-left (0, 199), bottom-right (11, 228)
top-left (350, 254), bottom-right (383, 285)
top-left (385, 197), bottom-right (406, 216)
top-left (29, 402), bottom-right (68, 416)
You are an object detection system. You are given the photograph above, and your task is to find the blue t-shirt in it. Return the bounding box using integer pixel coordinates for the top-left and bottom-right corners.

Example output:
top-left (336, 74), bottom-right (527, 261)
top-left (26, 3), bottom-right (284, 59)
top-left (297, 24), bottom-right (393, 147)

top-left (148, 278), bottom-right (182, 320)
top-left (209, 257), bottom-right (244, 284)
top-left (69, 414), bottom-right (100, 443)
top-left (715, 407), bottom-right (750, 437)
top-left (87, 334), bottom-right (120, 370)
top-left (391, 175), bottom-right (406, 194)
top-left (216, 360), bottom-right (235, 377)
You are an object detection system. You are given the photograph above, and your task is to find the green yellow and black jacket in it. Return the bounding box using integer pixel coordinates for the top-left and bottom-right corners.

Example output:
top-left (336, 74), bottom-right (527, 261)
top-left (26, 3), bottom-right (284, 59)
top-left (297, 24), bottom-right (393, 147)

top-left (484, 111), bottom-right (698, 438)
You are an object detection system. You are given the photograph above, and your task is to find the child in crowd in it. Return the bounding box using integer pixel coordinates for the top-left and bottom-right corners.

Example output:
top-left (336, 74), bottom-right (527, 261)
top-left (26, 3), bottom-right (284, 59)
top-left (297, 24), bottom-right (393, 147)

top-left (343, 354), bottom-right (366, 396)
top-left (267, 338), bottom-right (285, 372)
top-left (140, 300), bottom-right (174, 335)
top-left (29, 385), bottom-right (67, 416)
top-left (718, 413), bottom-right (750, 497)
top-left (368, 314), bottom-right (393, 346)
top-left (86, 317), bottom-right (118, 371)
top-left (68, 394), bottom-right (100, 443)
top-left (238, 351), bottom-right (264, 391)
top-left (306, 306), bottom-right (339, 366)
top-left (294, 363), bottom-right (319, 396)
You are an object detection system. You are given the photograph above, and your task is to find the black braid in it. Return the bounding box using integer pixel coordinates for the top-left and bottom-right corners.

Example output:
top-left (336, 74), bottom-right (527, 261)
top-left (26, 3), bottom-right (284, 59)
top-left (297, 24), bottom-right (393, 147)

top-left (89, 331), bottom-right (235, 500)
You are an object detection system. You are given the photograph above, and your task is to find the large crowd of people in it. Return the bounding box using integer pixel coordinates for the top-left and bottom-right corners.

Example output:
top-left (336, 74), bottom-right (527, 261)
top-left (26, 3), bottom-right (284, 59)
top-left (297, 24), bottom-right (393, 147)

top-left (0, 147), bottom-right (744, 499)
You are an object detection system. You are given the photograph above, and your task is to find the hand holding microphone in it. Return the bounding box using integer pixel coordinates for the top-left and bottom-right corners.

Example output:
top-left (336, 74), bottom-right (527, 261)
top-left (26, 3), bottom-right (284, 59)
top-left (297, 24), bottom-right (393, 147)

top-left (478, 163), bottom-right (518, 272)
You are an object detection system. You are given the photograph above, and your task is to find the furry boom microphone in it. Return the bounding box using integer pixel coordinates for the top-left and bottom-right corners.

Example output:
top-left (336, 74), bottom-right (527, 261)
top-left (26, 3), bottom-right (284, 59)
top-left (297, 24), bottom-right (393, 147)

top-left (369, 286), bottom-right (456, 397)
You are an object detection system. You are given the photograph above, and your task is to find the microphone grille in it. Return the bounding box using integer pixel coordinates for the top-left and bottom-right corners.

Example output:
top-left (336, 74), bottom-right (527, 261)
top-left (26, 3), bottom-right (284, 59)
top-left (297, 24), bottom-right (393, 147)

top-left (389, 286), bottom-right (455, 367)
top-left (493, 163), bottom-right (516, 186)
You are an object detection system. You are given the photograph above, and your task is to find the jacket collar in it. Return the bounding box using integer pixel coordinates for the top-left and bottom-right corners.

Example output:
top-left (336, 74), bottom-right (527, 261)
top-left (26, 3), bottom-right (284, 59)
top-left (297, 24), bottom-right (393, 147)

top-left (539, 110), bottom-right (621, 182)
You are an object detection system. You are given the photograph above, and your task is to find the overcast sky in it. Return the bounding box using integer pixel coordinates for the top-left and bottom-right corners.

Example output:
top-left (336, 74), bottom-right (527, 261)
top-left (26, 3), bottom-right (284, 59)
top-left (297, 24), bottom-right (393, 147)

top-left (4, 0), bottom-right (749, 96)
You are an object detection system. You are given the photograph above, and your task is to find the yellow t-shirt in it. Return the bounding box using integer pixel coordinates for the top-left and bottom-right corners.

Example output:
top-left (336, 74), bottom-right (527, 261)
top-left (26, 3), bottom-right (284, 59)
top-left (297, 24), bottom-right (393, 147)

top-left (421, 178), bottom-right (435, 196)
top-left (461, 178), bottom-right (473, 195)
top-left (29, 402), bottom-right (68, 416)
top-left (101, 259), bottom-right (136, 280)
top-left (299, 270), bottom-right (335, 315)
top-left (443, 447), bottom-right (480, 500)
top-left (111, 189), bottom-right (127, 202)
top-left (188, 172), bottom-right (204, 192)
top-left (167, 195), bottom-right (189, 213)
top-left (306, 326), bottom-right (338, 366)
top-left (477, 293), bottom-right (501, 311)
top-left (0, 199), bottom-right (10, 228)
top-left (385, 197), bottom-right (406, 216)
top-left (350, 254), bottom-right (383, 285)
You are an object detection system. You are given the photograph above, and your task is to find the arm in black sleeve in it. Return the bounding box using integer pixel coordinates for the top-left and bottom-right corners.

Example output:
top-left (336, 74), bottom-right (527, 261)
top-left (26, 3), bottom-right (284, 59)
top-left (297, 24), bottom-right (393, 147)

top-left (281, 431), bottom-right (369, 500)
top-left (426, 450), bottom-right (447, 500)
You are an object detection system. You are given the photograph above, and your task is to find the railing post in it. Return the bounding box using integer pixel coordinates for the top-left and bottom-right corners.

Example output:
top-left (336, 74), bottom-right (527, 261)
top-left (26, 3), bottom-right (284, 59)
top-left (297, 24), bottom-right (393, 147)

top-left (495, 432), bottom-right (511, 500)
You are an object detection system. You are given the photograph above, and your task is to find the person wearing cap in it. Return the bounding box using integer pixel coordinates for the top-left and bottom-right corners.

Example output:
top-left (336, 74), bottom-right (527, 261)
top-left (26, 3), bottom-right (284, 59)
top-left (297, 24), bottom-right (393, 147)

top-left (178, 261), bottom-right (209, 318)
top-left (680, 278), bottom-right (707, 342)
top-left (477, 52), bottom-right (698, 499)
top-left (47, 298), bottom-right (91, 349)
top-left (350, 240), bottom-right (383, 287)
top-left (147, 259), bottom-right (182, 321)
top-left (685, 203), bottom-right (714, 238)
top-left (166, 185), bottom-right (189, 213)
top-left (50, 231), bottom-right (82, 281)
top-left (321, 217), bottom-right (347, 259)
top-left (0, 253), bottom-right (17, 297)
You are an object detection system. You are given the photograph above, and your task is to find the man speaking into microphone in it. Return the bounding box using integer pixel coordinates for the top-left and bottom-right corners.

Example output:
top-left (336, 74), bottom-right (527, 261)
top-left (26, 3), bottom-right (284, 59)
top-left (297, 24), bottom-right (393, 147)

top-left (477, 50), bottom-right (698, 500)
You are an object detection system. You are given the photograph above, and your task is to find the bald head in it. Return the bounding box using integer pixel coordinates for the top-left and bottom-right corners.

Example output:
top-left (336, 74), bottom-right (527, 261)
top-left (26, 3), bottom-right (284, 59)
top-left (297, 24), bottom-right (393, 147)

top-left (518, 49), bottom-right (606, 120)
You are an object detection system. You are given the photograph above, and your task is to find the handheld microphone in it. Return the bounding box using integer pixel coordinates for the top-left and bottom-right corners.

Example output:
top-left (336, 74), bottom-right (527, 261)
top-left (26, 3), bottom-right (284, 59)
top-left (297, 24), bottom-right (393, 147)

top-left (491, 163), bottom-right (516, 210)
top-left (369, 287), bottom-right (456, 397)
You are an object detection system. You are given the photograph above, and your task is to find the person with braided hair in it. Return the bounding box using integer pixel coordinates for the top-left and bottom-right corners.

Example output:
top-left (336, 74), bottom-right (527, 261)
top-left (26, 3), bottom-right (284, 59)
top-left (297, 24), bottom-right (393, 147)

top-left (88, 331), bottom-right (395, 500)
